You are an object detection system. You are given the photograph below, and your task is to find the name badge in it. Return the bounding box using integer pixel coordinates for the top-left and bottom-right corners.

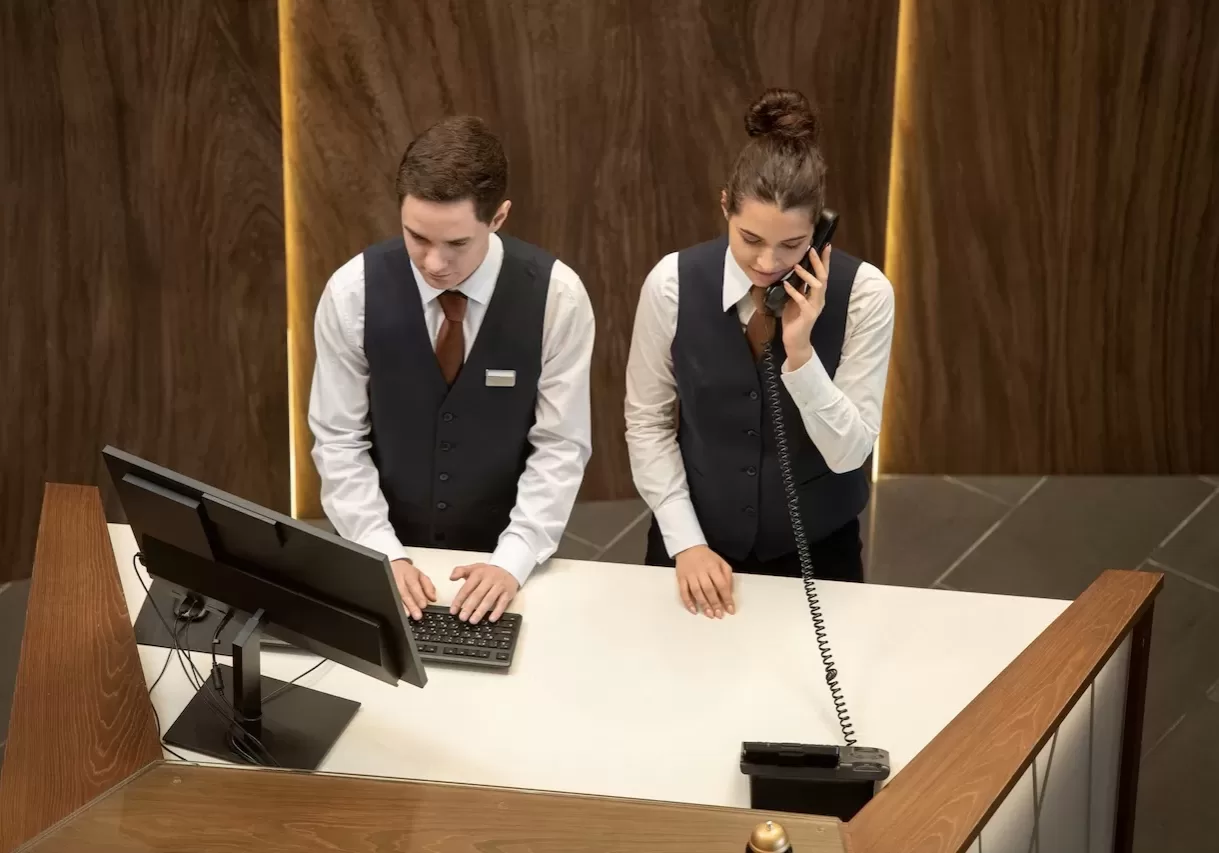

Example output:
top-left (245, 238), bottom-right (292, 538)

top-left (485, 369), bottom-right (517, 388)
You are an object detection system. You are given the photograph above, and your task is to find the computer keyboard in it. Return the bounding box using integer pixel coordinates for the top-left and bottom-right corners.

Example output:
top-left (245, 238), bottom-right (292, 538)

top-left (409, 605), bottom-right (521, 670)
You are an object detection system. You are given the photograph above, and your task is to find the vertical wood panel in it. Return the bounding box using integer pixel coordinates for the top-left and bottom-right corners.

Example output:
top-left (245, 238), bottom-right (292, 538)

top-left (0, 1), bottom-right (287, 582)
top-left (284, 0), bottom-right (899, 511)
top-left (0, 486), bottom-right (163, 850)
top-left (883, 0), bottom-right (1219, 474)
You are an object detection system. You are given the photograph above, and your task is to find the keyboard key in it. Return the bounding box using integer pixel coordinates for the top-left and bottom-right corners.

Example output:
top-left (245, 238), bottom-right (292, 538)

top-left (496, 652), bottom-right (509, 661)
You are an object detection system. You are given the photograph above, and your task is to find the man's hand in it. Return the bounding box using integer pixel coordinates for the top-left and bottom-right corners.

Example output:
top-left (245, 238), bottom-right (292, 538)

top-left (674, 545), bottom-right (735, 618)
top-left (450, 563), bottom-right (520, 624)
top-left (781, 243), bottom-right (831, 371)
top-left (391, 558), bottom-right (436, 620)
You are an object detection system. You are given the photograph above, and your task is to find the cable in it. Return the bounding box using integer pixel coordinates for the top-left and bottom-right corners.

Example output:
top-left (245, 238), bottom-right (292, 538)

top-left (266, 659), bottom-right (326, 703)
top-left (132, 553), bottom-right (277, 765)
top-left (763, 343), bottom-right (857, 748)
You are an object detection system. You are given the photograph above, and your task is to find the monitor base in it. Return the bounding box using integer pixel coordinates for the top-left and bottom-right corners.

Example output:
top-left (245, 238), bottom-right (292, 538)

top-left (164, 663), bottom-right (359, 771)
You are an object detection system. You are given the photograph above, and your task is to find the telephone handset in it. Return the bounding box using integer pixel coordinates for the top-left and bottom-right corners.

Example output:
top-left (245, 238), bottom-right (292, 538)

top-left (762, 209), bottom-right (839, 316)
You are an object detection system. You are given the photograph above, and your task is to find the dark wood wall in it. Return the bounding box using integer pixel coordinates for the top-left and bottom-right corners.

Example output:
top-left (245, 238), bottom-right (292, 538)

top-left (882, 0), bottom-right (1219, 474)
top-left (283, 0), bottom-right (901, 511)
top-left (0, 1), bottom-right (287, 583)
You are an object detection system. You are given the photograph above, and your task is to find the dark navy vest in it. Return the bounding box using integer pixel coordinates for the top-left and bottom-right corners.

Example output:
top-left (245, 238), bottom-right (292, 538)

top-left (363, 236), bottom-right (553, 552)
top-left (673, 237), bottom-right (871, 562)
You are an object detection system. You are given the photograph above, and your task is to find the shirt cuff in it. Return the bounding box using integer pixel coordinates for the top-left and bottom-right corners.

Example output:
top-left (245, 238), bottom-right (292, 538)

top-left (490, 534), bottom-right (537, 586)
top-left (781, 352), bottom-right (842, 409)
top-left (360, 529), bottom-right (410, 565)
top-left (653, 499), bottom-right (707, 558)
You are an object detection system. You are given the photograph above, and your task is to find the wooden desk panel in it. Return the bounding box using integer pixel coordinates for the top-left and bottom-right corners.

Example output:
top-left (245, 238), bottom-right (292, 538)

top-left (17, 762), bottom-right (847, 853)
top-left (0, 486), bottom-right (162, 851)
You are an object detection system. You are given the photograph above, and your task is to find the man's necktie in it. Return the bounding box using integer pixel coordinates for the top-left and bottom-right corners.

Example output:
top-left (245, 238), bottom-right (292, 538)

top-left (744, 286), bottom-right (775, 362)
top-left (435, 291), bottom-right (468, 385)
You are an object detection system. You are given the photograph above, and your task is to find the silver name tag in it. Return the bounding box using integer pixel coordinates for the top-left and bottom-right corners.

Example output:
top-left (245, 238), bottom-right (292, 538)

top-left (485, 369), bottom-right (517, 388)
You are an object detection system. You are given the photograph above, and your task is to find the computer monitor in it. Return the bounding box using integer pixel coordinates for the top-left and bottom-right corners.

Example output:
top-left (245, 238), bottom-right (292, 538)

top-left (103, 445), bottom-right (426, 770)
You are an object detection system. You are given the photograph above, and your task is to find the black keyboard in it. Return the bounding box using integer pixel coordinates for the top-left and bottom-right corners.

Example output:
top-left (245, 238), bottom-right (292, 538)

top-left (409, 605), bottom-right (521, 670)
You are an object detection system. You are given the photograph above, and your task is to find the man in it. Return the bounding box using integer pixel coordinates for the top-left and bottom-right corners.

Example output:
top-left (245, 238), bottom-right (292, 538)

top-left (309, 115), bottom-right (594, 624)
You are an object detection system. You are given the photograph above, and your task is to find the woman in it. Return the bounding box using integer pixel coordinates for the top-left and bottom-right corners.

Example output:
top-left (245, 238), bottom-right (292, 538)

top-left (624, 88), bottom-right (895, 618)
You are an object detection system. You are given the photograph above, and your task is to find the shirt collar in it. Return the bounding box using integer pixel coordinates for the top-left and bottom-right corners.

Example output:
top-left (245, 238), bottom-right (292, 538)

top-left (412, 232), bottom-right (504, 306)
top-left (722, 244), bottom-right (755, 312)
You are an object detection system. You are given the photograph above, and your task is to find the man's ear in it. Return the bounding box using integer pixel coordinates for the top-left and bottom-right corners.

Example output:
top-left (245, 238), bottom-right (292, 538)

top-left (489, 199), bottom-right (512, 232)
top-left (720, 189), bottom-right (729, 221)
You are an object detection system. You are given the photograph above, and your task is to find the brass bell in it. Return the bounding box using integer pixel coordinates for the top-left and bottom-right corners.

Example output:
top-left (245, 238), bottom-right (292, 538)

top-left (747, 820), bottom-right (791, 853)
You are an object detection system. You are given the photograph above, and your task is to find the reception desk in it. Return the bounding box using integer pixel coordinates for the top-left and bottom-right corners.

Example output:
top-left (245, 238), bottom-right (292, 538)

top-left (1, 485), bottom-right (1161, 853)
top-left (109, 524), bottom-right (1070, 808)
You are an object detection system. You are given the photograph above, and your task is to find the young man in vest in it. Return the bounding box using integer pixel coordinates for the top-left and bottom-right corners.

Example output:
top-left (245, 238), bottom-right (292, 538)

top-left (309, 116), bottom-right (595, 625)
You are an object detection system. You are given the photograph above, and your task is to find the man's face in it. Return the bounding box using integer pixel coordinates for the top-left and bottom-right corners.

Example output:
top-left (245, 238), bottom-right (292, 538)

top-left (401, 196), bottom-right (510, 289)
top-left (722, 194), bottom-right (814, 289)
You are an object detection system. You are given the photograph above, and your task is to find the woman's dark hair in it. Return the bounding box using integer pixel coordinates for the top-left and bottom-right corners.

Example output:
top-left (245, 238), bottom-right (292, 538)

top-left (724, 88), bottom-right (826, 218)
top-left (395, 115), bottom-right (508, 223)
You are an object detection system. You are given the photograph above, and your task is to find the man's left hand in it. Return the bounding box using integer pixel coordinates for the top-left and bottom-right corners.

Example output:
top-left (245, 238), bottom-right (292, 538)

top-left (781, 243), bottom-right (831, 371)
top-left (450, 563), bottom-right (520, 624)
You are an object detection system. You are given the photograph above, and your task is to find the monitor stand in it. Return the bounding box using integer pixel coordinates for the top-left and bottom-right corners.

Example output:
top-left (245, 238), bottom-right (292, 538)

top-left (163, 608), bottom-right (359, 771)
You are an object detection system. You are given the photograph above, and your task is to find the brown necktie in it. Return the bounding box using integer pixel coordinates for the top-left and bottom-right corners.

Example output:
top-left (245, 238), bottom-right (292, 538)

top-left (435, 291), bottom-right (468, 385)
top-left (744, 287), bottom-right (774, 361)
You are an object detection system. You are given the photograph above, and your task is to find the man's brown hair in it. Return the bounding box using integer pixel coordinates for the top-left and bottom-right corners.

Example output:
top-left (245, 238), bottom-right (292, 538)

top-left (395, 116), bottom-right (508, 223)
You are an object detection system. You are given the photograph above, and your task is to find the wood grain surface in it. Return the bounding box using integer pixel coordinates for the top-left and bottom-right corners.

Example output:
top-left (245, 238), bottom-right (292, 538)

top-left (282, 0), bottom-right (899, 511)
top-left (17, 761), bottom-right (847, 853)
top-left (844, 569), bottom-right (1163, 853)
top-left (0, 1), bottom-right (287, 583)
top-left (882, 0), bottom-right (1219, 475)
top-left (0, 486), bottom-right (163, 852)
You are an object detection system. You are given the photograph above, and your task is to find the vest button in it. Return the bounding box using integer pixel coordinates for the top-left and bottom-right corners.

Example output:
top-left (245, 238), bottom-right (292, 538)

top-left (440, 441), bottom-right (453, 451)
top-left (438, 472), bottom-right (450, 481)
top-left (745, 429), bottom-right (758, 438)
top-left (743, 505), bottom-right (757, 515)
top-left (748, 390), bottom-right (759, 400)
top-left (442, 412), bottom-right (455, 422)
top-left (436, 501), bottom-right (448, 511)
top-left (745, 466), bottom-right (757, 476)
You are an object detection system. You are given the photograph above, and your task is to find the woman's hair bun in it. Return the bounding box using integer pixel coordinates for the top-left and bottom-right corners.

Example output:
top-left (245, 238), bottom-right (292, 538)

top-left (744, 88), bottom-right (820, 143)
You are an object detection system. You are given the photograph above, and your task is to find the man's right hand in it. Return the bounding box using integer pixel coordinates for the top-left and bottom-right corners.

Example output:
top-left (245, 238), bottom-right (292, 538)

top-left (392, 558), bottom-right (437, 620)
top-left (674, 545), bottom-right (735, 618)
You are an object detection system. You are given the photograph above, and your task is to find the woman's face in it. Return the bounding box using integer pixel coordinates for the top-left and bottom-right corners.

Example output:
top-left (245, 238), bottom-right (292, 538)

top-left (722, 195), bottom-right (814, 288)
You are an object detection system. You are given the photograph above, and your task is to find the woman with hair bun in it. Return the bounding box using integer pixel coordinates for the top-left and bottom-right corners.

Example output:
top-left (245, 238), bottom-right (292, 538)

top-left (624, 88), bottom-right (894, 618)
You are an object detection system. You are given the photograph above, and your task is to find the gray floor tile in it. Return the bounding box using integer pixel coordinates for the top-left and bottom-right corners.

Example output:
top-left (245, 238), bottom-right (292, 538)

top-left (1139, 568), bottom-right (1219, 746)
top-left (865, 476), bottom-right (1010, 588)
top-left (946, 476), bottom-right (1043, 506)
top-left (566, 499), bottom-right (648, 549)
top-left (1153, 487), bottom-right (1219, 588)
top-left (948, 478), bottom-right (1215, 600)
top-left (1134, 693), bottom-right (1219, 853)
top-left (553, 535), bottom-right (600, 561)
top-left (0, 579), bottom-right (32, 748)
top-left (597, 513), bottom-right (651, 565)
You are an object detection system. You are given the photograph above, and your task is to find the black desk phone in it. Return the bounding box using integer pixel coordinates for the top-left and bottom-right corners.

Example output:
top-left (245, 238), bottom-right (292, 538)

top-left (762, 208), bottom-right (839, 316)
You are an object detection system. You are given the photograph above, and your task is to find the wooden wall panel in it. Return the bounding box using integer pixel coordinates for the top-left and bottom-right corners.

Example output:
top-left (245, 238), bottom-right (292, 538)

top-left (882, 0), bottom-right (1219, 474)
top-left (0, 1), bottom-right (287, 582)
top-left (284, 0), bottom-right (899, 510)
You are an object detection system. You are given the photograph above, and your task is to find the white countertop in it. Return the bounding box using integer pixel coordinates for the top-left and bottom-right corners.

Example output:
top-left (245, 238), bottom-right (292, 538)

top-left (111, 523), bottom-right (1070, 809)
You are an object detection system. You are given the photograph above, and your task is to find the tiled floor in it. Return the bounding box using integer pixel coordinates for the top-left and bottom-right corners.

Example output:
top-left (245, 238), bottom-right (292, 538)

top-left (2, 476), bottom-right (1216, 849)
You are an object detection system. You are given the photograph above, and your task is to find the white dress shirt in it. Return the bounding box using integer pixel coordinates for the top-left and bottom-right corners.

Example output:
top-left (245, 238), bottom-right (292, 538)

top-left (624, 246), bottom-right (894, 558)
top-left (309, 233), bottom-right (595, 585)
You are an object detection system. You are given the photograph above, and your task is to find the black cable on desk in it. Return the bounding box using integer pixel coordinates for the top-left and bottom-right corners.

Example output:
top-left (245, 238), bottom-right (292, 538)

top-left (132, 553), bottom-right (275, 766)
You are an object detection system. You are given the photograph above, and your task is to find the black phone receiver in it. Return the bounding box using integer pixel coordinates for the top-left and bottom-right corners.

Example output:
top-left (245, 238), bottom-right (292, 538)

top-left (763, 209), bottom-right (839, 316)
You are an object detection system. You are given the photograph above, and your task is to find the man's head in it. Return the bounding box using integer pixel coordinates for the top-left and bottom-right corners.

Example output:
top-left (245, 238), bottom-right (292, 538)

top-left (395, 116), bottom-right (511, 289)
